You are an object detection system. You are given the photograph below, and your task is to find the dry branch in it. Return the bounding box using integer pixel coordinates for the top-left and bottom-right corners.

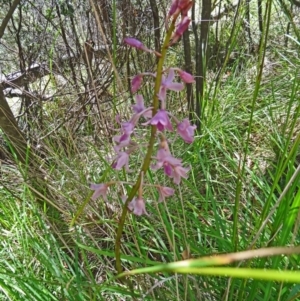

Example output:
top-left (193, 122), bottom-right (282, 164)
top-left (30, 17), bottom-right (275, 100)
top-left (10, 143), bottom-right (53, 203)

top-left (1, 45), bottom-right (112, 95)
top-left (0, 0), bottom-right (21, 38)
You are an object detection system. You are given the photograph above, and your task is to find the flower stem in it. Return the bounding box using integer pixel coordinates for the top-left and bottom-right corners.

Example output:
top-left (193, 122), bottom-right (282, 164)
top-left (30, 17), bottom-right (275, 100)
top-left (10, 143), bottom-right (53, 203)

top-left (115, 18), bottom-right (177, 275)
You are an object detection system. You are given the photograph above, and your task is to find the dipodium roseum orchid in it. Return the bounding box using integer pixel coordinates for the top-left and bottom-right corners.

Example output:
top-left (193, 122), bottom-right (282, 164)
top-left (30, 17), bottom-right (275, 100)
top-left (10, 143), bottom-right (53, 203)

top-left (121, 121), bottom-right (135, 136)
top-left (113, 121), bottom-right (134, 150)
top-left (168, 0), bottom-right (179, 17)
top-left (91, 1), bottom-right (195, 221)
top-left (176, 16), bottom-right (191, 36)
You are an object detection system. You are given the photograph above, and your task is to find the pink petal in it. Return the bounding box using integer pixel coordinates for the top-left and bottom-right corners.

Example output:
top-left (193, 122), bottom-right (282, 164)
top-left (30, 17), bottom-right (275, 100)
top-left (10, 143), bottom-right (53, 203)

top-left (151, 161), bottom-right (163, 170)
top-left (181, 1), bottom-right (193, 16)
top-left (124, 37), bottom-right (151, 53)
top-left (168, 0), bottom-right (179, 17)
top-left (122, 121), bottom-right (134, 135)
top-left (172, 165), bottom-right (190, 184)
top-left (113, 132), bottom-right (130, 145)
top-left (166, 82), bottom-right (184, 92)
top-left (112, 152), bottom-right (129, 170)
top-left (142, 109), bottom-right (153, 119)
top-left (156, 149), bottom-right (181, 165)
top-left (158, 86), bottom-right (167, 101)
top-left (177, 119), bottom-right (197, 143)
top-left (149, 110), bottom-right (173, 131)
top-left (156, 148), bottom-right (170, 161)
top-left (158, 186), bottom-right (175, 202)
top-left (132, 94), bottom-right (145, 113)
top-left (90, 183), bottom-right (103, 190)
top-left (154, 148), bottom-right (182, 177)
top-left (132, 95), bottom-right (152, 119)
top-left (158, 69), bottom-right (184, 100)
top-left (164, 69), bottom-right (176, 85)
top-left (164, 163), bottom-right (173, 176)
top-left (178, 0), bottom-right (192, 8)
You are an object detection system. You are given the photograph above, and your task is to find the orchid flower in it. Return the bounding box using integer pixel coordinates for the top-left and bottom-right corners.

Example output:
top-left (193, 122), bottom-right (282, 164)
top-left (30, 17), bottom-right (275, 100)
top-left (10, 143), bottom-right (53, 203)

top-left (90, 183), bottom-right (109, 201)
top-left (128, 197), bottom-right (148, 216)
top-left (177, 118), bottom-right (197, 143)
top-left (112, 151), bottom-right (130, 171)
top-left (157, 186), bottom-right (175, 202)
top-left (145, 110), bottom-right (173, 131)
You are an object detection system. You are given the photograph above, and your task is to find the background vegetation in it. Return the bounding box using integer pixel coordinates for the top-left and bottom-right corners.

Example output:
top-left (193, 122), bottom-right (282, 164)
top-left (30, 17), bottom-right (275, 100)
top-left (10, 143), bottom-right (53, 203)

top-left (0, 0), bottom-right (299, 300)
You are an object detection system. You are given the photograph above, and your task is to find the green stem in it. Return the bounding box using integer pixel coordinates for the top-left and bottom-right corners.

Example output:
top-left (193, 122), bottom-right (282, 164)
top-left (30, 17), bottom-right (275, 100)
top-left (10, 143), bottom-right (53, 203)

top-left (115, 19), bottom-right (177, 275)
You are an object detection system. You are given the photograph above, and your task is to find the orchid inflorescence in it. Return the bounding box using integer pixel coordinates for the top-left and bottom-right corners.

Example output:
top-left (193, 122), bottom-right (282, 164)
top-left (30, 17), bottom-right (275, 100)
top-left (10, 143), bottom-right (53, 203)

top-left (90, 0), bottom-right (195, 216)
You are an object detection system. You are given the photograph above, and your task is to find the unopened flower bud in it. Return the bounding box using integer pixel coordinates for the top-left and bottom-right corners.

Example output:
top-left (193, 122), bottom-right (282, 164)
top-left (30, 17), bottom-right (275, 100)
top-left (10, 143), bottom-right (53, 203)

top-left (131, 74), bottom-right (143, 93)
top-left (178, 70), bottom-right (195, 83)
top-left (124, 37), bottom-right (152, 53)
top-left (175, 16), bottom-right (191, 36)
top-left (169, 17), bottom-right (191, 45)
